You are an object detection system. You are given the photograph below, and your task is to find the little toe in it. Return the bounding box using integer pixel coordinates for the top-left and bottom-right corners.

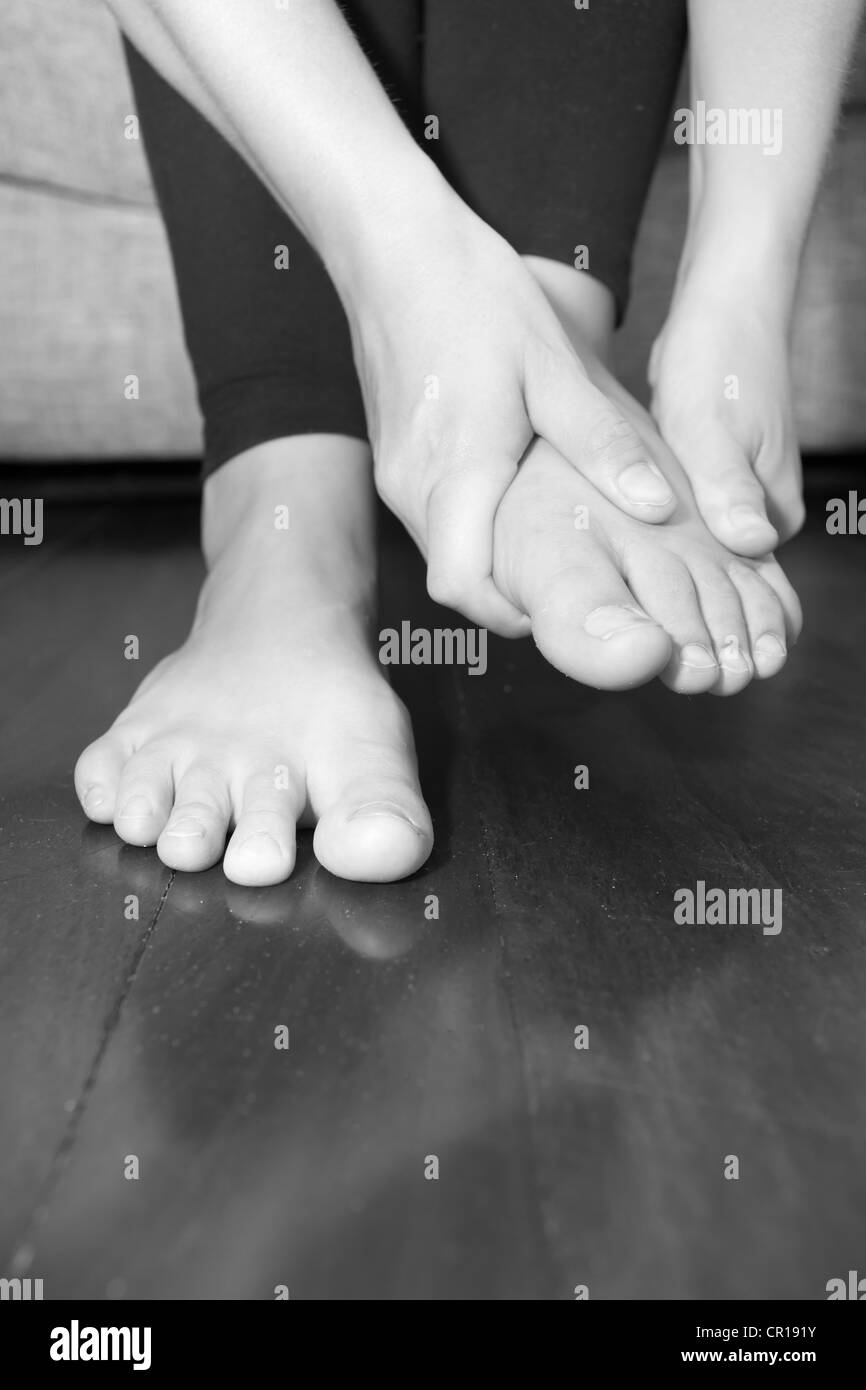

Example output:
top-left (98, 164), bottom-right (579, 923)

top-left (75, 734), bottom-right (129, 823)
top-left (621, 544), bottom-right (719, 695)
top-left (223, 769), bottom-right (301, 887)
top-left (113, 749), bottom-right (175, 845)
top-left (157, 762), bottom-right (233, 872)
top-left (726, 562), bottom-right (788, 680)
top-left (751, 555), bottom-right (804, 645)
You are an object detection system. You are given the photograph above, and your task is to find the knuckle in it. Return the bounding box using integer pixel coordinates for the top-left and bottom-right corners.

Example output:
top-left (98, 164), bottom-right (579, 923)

top-left (426, 567), bottom-right (470, 610)
top-left (582, 411), bottom-right (645, 476)
top-left (718, 466), bottom-right (764, 501)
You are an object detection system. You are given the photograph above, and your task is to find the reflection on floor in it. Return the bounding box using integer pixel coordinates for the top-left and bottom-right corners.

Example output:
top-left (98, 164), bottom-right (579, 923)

top-left (1, 466), bottom-right (865, 1299)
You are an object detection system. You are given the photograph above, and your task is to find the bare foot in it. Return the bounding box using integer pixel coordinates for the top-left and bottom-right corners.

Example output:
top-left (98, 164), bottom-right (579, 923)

top-left (75, 437), bottom-right (433, 884)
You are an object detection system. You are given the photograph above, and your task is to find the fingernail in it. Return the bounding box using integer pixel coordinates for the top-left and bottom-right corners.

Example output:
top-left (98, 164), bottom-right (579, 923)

top-left (164, 817), bottom-right (206, 839)
top-left (728, 503), bottom-right (769, 530)
top-left (584, 605), bottom-right (658, 640)
top-left (117, 794), bottom-right (152, 820)
top-left (348, 801), bottom-right (425, 833)
top-left (753, 633), bottom-right (786, 670)
top-left (83, 785), bottom-right (104, 811)
top-left (680, 643), bottom-right (717, 670)
top-left (719, 634), bottom-right (751, 673)
top-left (617, 461), bottom-right (674, 507)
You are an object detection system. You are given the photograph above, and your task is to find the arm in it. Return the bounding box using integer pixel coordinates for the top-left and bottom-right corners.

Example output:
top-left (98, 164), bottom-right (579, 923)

top-left (105, 0), bottom-right (683, 633)
top-left (679, 0), bottom-right (864, 313)
top-left (106, 0), bottom-right (445, 292)
top-left (650, 0), bottom-right (863, 555)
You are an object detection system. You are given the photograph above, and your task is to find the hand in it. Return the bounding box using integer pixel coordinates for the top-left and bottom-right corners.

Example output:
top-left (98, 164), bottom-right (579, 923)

top-left (649, 279), bottom-right (805, 559)
top-left (341, 188), bottom-right (677, 635)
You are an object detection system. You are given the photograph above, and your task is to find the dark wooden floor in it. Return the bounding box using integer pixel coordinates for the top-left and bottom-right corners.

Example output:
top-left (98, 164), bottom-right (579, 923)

top-left (1, 465), bottom-right (865, 1300)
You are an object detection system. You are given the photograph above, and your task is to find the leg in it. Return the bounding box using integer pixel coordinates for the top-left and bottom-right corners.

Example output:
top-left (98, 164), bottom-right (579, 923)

top-left (425, 0), bottom-right (688, 329)
top-left (76, 10), bottom-right (433, 885)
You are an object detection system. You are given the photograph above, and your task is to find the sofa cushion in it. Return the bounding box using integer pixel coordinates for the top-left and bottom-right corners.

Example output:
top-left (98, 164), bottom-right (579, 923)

top-left (0, 183), bottom-right (199, 457)
top-left (0, 0), bottom-right (154, 204)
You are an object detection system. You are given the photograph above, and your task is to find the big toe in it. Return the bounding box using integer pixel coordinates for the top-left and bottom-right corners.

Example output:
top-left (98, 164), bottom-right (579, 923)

top-left (316, 799), bottom-right (432, 882)
top-left (531, 569), bottom-right (672, 690)
top-left (308, 704), bottom-right (433, 881)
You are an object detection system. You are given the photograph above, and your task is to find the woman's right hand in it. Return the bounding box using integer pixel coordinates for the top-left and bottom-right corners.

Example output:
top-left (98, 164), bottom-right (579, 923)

top-left (338, 183), bottom-right (677, 634)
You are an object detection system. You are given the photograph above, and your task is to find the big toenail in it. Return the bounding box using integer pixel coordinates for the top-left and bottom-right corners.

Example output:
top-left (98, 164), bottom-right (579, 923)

top-left (83, 785), bottom-right (104, 811)
top-left (719, 635), bottom-right (751, 672)
top-left (584, 605), bottom-right (658, 640)
top-left (754, 633), bottom-right (786, 663)
top-left (236, 832), bottom-right (285, 858)
top-left (117, 795), bottom-right (152, 820)
top-left (164, 818), bottom-right (206, 839)
top-left (617, 462), bottom-right (674, 507)
top-left (348, 801), bottom-right (425, 833)
top-left (681, 644), bottom-right (717, 670)
top-left (728, 504), bottom-right (768, 529)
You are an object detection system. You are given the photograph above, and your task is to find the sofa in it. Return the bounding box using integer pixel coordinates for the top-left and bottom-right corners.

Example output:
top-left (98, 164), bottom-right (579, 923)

top-left (2, 0), bottom-right (865, 461)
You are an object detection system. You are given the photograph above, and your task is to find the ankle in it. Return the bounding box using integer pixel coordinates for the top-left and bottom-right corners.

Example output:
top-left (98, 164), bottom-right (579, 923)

top-left (201, 436), bottom-right (375, 570)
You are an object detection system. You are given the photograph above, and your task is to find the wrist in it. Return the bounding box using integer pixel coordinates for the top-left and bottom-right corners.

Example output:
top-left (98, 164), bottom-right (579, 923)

top-left (321, 152), bottom-right (460, 305)
top-left (674, 209), bottom-right (801, 327)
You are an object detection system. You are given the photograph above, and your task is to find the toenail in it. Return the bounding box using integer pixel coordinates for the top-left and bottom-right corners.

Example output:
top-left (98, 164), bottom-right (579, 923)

top-left (728, 503), bottom-right (769, 530)
top-left (584, 605), bottom-right (659, 640)
top-left (348, 801), bottom-right (425, 834)
top-left (617, 461), bottom-right (674, 507)
top-left (680, 643), bottom-right (717, 670)
top-left (754, 633), bottom-right (786, 664)
top-left (719, 635), bottom-right (751, 672)
top-left (164, 817), bottom-right (207, 839)
top-left (117, 795), bottom-right (153, 820)
top-left (235, 832), bottom-right (286, 859)
top-left (83, 785), bottom-right (105, 811)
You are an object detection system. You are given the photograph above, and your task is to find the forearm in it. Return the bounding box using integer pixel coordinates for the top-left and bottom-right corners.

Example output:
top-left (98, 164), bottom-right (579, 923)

top-left (681, 0), bottom-right (863, 308)
top-left (105, 0), bottom-right (447, 295)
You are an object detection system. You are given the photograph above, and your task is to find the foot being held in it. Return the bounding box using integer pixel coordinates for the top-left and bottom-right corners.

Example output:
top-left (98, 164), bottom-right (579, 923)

top-left (491, 260), bottom-right (803, 696)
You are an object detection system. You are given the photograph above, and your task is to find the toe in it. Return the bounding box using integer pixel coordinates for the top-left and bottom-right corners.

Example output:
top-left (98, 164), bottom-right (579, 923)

top-left (223, 768), bottom-right (302, 887)
top-left (112, 747), bottom-right (175, 845)
top-left (157, 761), bottom-right (233, 872)
top-left (75, 733), bottom-right (129, 823)
top-left (689, 560), bottom-right (754, 697)
top-left (308, 693), bottom-right (433, 882)
top-left (751, 555), bottom-right (803, 645)
top-left (620, 542), bottom-right (719, 695)
top-left (726, 561), bottom-right (789, 680)
top-left (528, 554), bottom-right (671, 691)
top-left (493, 446), bottom-right (671, 690)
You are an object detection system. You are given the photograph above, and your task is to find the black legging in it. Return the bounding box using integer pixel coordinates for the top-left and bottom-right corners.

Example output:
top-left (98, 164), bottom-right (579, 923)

top-left (124, 0), bottom-right (686, 477)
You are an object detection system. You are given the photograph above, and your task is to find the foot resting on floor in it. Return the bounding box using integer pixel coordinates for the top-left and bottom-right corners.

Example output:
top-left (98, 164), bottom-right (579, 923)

top-left (75, 437), bottom-right (434, 886)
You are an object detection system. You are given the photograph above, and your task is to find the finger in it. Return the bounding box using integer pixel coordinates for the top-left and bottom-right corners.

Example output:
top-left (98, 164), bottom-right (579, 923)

top-left (526, 341), bottom-right (677, 521)
top-left (657, 413), bottom-right (780, 558)
top-left (425, 460), bottom-right (531, 637)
